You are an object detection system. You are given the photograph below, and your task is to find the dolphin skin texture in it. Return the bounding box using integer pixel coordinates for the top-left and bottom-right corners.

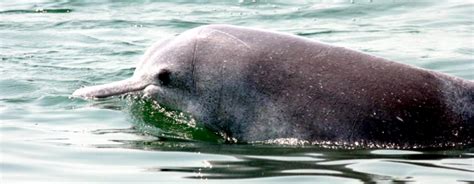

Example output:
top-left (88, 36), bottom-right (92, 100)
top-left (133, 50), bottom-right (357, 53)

top-left (73, 25), bottom-right (473, 148)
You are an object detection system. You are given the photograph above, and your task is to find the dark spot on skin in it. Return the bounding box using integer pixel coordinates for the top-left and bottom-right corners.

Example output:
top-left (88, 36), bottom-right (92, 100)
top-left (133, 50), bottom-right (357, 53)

top-left (158, 69), bottom-right (171, 86)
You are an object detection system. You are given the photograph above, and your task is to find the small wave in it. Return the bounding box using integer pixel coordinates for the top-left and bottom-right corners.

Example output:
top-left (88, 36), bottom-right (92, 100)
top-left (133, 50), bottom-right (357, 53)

top-left (296, 30), bottom-right (346, 36)
top-left (126, 97), bottom-right (225, 143)
top-left (0, 8), bottom-right (73, 14)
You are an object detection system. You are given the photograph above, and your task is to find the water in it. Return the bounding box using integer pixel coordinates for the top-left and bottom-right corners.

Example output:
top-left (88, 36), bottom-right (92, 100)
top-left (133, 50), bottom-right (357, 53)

top-left (1, 0), bottom-right (473, 183)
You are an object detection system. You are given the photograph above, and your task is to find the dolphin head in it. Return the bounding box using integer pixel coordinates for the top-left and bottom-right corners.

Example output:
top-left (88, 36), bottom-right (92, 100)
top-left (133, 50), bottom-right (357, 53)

top-left (72, 28), bottom-right (201, 112)
top-left (73, 25), bottom-right (254, 136)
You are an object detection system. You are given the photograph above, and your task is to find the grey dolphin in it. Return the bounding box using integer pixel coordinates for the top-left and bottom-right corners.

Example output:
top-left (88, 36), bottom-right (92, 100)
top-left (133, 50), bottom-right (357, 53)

top-left (73, 24), bottom-right (473, 147)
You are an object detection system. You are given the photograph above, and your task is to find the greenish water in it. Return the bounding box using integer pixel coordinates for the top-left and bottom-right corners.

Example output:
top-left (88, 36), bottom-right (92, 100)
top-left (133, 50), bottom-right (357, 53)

top-left (1, 0), bottom-right (473, 183)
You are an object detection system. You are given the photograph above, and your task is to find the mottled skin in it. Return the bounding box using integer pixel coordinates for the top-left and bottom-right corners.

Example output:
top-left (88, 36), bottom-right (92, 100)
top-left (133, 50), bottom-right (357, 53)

top-left (73, 25), bottom-right (474, 146)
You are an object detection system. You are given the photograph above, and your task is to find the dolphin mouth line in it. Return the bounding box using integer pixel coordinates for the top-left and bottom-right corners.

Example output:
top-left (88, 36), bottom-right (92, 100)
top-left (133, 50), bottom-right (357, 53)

top-left (72, 78), bottom-right (148, 99)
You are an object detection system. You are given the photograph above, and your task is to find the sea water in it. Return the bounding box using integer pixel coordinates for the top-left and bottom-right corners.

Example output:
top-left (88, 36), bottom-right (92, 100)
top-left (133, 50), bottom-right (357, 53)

top-left (1, 0), bottom-right (473, 183)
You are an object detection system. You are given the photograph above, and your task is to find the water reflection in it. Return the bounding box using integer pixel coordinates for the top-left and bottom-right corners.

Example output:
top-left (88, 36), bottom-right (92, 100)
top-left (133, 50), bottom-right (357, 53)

top-left (88, 136), bottom-right (473, 183)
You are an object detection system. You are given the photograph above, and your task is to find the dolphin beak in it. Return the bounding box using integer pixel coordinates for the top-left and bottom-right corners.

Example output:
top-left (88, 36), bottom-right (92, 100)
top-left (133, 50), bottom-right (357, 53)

top-left (72, 78), bottom-right (148, 99)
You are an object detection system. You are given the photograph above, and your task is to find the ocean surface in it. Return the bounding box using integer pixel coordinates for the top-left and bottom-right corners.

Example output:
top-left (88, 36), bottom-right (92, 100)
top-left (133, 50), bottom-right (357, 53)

top-left (1, 0), bottom-right (473, 183)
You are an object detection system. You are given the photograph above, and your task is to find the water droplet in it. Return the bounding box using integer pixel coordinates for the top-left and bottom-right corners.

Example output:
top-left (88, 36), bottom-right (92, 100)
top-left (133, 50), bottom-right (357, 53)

top-left (396, 116), bottom-right (404, 122)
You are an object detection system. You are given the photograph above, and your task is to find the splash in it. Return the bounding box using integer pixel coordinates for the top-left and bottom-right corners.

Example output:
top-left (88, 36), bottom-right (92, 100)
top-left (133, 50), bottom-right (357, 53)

top-left (125, 96), bottom-right (225, 143)
top-left (253, 138), bottom-right (471, 149)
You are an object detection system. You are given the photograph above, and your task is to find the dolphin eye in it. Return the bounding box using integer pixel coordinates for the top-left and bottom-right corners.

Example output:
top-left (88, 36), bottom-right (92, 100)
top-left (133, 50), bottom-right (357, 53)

top-left (157, 69), bottom-right (171, 86)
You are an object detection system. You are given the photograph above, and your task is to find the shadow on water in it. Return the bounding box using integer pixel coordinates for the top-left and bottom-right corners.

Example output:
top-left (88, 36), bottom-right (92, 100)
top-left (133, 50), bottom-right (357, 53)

top-left (89, 97), bottom-right (473, 183)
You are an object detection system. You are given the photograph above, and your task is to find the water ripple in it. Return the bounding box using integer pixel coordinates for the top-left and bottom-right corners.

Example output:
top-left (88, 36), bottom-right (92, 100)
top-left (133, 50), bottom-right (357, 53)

top-left (0, 8), bottom-right (73, 14)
